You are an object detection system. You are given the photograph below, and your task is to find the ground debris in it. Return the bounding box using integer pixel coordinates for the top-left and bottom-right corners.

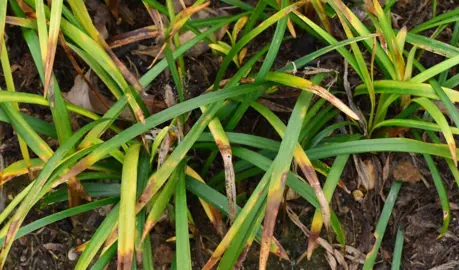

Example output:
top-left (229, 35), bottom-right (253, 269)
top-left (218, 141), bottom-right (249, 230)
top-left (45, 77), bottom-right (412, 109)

top-left (393, 159), bottom-right (421, 184)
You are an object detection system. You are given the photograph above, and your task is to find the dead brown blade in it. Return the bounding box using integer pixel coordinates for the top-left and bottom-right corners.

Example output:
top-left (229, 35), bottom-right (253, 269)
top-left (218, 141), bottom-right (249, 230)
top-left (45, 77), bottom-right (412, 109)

top-left (107, 26), bottom-right (159, 49)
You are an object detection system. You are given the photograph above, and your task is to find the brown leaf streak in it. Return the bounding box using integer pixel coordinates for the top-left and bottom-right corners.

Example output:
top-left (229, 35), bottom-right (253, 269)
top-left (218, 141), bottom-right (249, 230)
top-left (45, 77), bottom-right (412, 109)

top-left (135, 106), bottom-right (146, 124)
top-left (44, 39), bottom-right (58, 98)
top-left (136, 177), bottom-right (157, 213)
top-left (209, 206), bottom-right (225, 236)
top-left (117, 253), bottom-right (133, 270)
top-left (5, 16), bottom-right (31, 28)
top-left (3, 219), bottom-right (19, 248)
top-left (74, 241), bottom-right (89, 252)
top-left (334, 0), bottom-right (355, 23)
top-left (260, 172), bottom-right (288, 270)
top-left (56, 161), bottom-right (88, 188)
top-left (144, 5), bottom-right (164, 34)
top-left (171, 3), bottom-right (211, 36)
top-left (0, 166), bottom-right (43, 185)
top-left (203, 256), bottom-right (219, 270)
top-left (306, 232), bottom-right (320, 260)
top-left (0, 219), bottom-right (20, 266)
top-left (16, 0), bottom-right (35, 19)
top-left (67, 178), bottom-right (82, 225)
top-left (135, 249), bottom-right (143, 268)
top-left (67, 177), bottom-right (91, 201)
top-left (272, 237), bottom-right (289, 260)
top-left (203, 174), bottom-right (271, 268)
top-left (218, 144), bottom-right (237, 223)
top-left (311, 85), bottom-right (359, 120)
top-left (297, 155), bottom-right (331, 231)
top-left (108, 26), bottom-right (159, 49)
top-left (102, 228), bottom-right (118, 254)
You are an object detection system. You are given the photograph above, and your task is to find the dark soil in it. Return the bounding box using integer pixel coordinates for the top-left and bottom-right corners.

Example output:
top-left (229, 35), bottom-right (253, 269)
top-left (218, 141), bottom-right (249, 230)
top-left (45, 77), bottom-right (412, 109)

top-left (1, 0), bottom-right (458, 269)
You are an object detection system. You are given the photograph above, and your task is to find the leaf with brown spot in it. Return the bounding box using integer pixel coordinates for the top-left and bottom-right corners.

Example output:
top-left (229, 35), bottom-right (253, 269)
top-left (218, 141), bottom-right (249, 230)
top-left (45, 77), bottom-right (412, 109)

top-left (260, 87), bottom-right (314, 269)
top-left (221, 146), bottom-right (237, 223)
top-left (5, 16), bottom-right (36, 29)
top-left (206, 116), bottom-right (237, 223)
top-left (157, 133), bottom-right (171, 170)
top-left (0, 159), bottom-right (44, 185)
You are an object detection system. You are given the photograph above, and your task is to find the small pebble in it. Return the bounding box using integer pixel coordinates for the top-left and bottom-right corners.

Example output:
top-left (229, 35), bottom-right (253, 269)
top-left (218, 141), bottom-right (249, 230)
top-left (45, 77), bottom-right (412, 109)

top-left (68, 248), bottom-right (78, 261)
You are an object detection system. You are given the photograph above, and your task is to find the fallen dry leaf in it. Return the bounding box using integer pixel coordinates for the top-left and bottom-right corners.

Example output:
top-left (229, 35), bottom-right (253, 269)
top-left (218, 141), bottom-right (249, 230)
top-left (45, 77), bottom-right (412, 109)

top-left (64, 70), bottom-right (98, 113)
top-left (64, 71), bottom-right (167, 120)
top-left (164, 84), bottom-right (176, 108)
top-left (392, 159), bottom-right (421, 184)
top-left (353, 155), bottom-right (376, 191)
top-left (87, 0), bottom-right (111, 40)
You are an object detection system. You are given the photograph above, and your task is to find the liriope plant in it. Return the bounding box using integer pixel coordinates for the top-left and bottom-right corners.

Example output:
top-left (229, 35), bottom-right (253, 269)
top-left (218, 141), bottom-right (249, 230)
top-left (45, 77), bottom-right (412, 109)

top-left (0, 0), bottom-right (457, 269)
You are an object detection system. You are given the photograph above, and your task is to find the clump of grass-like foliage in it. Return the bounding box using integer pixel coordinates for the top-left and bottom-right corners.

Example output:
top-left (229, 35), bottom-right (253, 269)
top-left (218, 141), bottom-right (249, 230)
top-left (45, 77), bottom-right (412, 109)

top-left (0, 0), bottom-right (458, 269)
